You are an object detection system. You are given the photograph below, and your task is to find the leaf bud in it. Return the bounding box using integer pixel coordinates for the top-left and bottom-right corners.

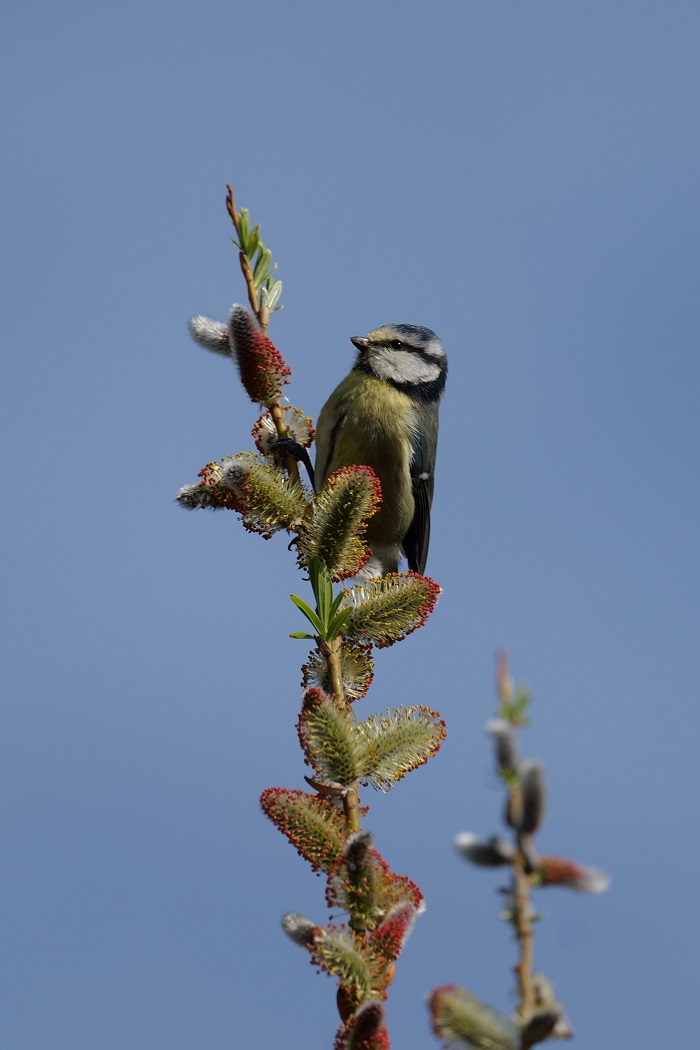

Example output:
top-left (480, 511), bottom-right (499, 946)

top-left (342, 1001), bottom-right (389, 1049)
top-left (281, 912), bottom-right (316, 946)
top-left (519, 833), bottom-right (541, 875)
top-left (454, 833), bottom-right (514, 867)
top-left (188, 315), bottom-right (232, 357)
top-left (369, 901), bottom-right (419, 961)
top-left (486, 718), bottom-right (518, 774)
top-left (519, 1008), bottom-right (563, 1045)
top-left (537, 856), bottom-right (610, 893)
top-left (519, 974), bottom-right (573, 1042)
top-left (342, 829), bottom-right (374, 875)
top-left (428, 985), bottom-right (517, 1049)
top-left (507, 759), bottom-right (546, 834)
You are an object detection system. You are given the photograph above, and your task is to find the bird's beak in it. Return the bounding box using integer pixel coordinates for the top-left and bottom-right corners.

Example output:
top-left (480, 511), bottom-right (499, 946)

top-left (351, 336), bottom-right (370, 352)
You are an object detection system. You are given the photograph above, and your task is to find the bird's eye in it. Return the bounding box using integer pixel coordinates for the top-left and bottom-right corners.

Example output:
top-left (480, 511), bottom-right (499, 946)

top-left (390, 339), bottom-right (404, 350)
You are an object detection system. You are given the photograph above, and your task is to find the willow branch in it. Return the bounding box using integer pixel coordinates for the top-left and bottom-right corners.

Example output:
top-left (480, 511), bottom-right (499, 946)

top-left (513, 834), bottom-right (535, 1030)
top-left (320, 634), bottom-right (361, 836)
top-left (226, 184), bottom-right (299, 482)
top-left (269, 404), bottom-right (301, 484)
top-left (226, 184), bottom-right (264, 332)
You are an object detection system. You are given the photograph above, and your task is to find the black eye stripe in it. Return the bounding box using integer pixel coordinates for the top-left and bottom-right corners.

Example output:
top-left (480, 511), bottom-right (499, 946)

top-left (374, 341), bottom-right (443, 363)
top-left (373, 339), bottom-right (408, 351)
top-left (353, 348), bottom-right (448, 401)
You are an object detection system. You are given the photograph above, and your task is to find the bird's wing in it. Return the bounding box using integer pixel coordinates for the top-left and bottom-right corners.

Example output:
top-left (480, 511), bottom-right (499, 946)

top-left (403, 412), bottom-right (438, 575)
top-left (314, 386), bottom-right (348, 492)
top-left (403, 478), bottom-right (432, 575)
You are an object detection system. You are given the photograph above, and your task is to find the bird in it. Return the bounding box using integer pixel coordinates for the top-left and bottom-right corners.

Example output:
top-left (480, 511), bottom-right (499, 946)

top-left (314, 323), bottom-right (447, 577)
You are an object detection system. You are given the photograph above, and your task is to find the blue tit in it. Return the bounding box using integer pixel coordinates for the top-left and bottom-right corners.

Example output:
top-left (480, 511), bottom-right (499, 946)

top-left (315, 323), bottom-right (447, 577)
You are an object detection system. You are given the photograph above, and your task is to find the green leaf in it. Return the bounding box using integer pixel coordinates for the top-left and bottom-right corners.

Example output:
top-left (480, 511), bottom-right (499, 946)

top-left (253, 247), bottom-right (272, 285)
top-left (327, 608), bottom-right (353, 639)
top-left (238, 207), bottom-right (250, 246)
top-left (307, 556), bottom-right (322, 591)
top-left (290, 631), bottom-right (316, 640)
top-left (266, 279), bottom-right (283, 310)
top-left (309, 557), bottom-right (334, 631)
top-left (290, 593), bottom-right (324, 635)
top-left (326, 593), bottom-right (352, 632)
top-left (247, 223), bottom-right (260, 258)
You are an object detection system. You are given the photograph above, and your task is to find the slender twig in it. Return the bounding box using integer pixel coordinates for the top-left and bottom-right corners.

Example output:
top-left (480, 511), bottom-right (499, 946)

top-left (513, 833), bottom-right (536, 1037)
top-left (322, 635), bottom-right (345, 699)
top-left (268, 404), bottom-right (301, 485)
top-left (225, 182), bottom-right (239, 230)
top-left (319, 635), bottom-right (361, 834)
top-left (319, 632), bottom-right (363, 945)
top-left (226, 184), bottom-right (267, 333)
top-left (226, 184), bottom-right (300, 484)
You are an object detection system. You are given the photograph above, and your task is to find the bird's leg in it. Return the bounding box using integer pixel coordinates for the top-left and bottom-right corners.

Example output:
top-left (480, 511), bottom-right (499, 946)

top-left (270, 437), bottom-right (316, 489)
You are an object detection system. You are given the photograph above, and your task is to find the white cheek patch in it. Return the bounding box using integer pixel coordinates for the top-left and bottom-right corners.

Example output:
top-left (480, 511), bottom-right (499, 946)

top-left (369, 349), bottom-right (443, 385)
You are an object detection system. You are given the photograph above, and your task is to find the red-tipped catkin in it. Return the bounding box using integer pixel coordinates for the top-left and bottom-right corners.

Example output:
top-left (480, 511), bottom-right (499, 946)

top-left (228, 304), bottom-right (290, 406)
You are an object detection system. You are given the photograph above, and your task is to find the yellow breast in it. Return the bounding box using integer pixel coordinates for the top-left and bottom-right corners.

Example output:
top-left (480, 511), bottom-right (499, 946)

top-left (316, 372), bottom-right (417, 544)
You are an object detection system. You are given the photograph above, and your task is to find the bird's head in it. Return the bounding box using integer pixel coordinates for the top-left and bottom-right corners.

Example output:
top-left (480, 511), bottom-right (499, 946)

top-left (351, 323), bottom-right (447, 402)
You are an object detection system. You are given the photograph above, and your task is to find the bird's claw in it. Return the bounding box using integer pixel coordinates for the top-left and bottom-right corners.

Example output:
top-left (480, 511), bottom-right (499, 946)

top-left (270, 438), bottom-right (315, 488)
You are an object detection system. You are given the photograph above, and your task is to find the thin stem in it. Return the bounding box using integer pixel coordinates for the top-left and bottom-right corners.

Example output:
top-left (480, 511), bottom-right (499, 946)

top-left (321, 635), bottom-right (361, 836)
top-left (226, 185), bottom-right (297, 481)
top-left (225, 182), bottom-right (239, 230)
top-left (513, 833), bottom-right (535, 1032)
top-left (224, 192), bottom-right (297, 491)
top-left (225, 184), bottom-right (264, 331)
top-left (343, 786), bottom-right (361, 835)
top-left (327, 633), bottom-right (362, 943)
top-left (325, 635), bottom-right (345, 698)
top-left (268, 402), bottom-right (301, 484)
top-left (240, 252), bottom-right (262, 324)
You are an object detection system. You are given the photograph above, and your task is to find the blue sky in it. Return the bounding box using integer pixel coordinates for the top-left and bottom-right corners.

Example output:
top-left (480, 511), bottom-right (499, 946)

top-left (3, 1), bottom-right (699, 1046)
